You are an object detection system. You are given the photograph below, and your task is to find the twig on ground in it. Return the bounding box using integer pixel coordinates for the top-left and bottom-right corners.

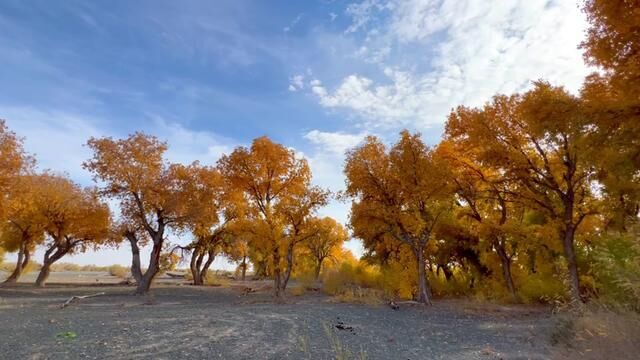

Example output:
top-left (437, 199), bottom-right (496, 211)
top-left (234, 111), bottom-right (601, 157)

top-left (60, 292), bottom-right (106, 309)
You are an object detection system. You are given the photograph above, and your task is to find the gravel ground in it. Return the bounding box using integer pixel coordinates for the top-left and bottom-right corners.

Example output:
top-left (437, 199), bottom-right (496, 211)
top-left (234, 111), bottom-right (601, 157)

top-left (0, 283), bottom-right (555, 360)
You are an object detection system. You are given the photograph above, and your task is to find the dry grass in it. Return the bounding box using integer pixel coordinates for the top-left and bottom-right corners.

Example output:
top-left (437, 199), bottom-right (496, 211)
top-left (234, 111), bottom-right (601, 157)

top-left (551, 308), bottom-right (640, 360)
top-left (107, 264), bottom-right (130, 278)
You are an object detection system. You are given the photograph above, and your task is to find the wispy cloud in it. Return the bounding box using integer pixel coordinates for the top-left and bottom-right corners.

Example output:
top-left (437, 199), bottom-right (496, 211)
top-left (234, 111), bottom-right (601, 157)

top-left (306, 0), bottom-right (591, 130)
top-left (284, 13), bottom-right (304, 33)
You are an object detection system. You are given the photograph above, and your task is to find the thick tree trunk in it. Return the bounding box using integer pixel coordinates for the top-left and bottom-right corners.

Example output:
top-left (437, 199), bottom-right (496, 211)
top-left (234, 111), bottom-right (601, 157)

top-left (495, 241), bottom-right (518, 301)
top-left (200, 250), bottom-right (215, 285)
top-left (562, 225), bottom-right (581, 303)
top-left (415, 249), bottom-right (432, 305)
top-left (4, 244), bottom-right (29, 284)
top-left (314, 260), bottom-right (323, 281)
top-left (127, 234), bottom-right (143, 284)
top-left (190, 248), bottom-right (204, 285)
top-left (134, 241), bottom-right (162, 295)
top-left (190, 248), bottom-right (215, 285)
top-left (35, 261), bottom-right (52, 287)
top-left (36, 245), bottom-right (67, 287)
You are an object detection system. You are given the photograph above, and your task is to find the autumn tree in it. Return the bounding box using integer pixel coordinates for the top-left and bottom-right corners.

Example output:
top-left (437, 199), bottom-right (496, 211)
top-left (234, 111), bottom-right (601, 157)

top-left (219, 136), bottom-right (315, 298)
top-left (0, 120), bottom-right (32, 218)
top-left (304, 217), bottom-right (348, 280)
top-left (580, 0), bottom-right (640, 230)
top-left (0, 175), bottom-right (47, 283)
top-left (344, 131), bottom-right (453, 305)
top-left (437, 141), bottom-right (527, 300)
top-left (85, 133), bottom-right (197, 294)
top-left (172, 162), bottom-right (245, 285)
top-left (279, 186), bottom-right (329, 290)
top-left (34, 174), bottom-right (112, 287)
top-left (445, 82), bottom-right (599, 302)
top-left (226, 236), bottom-right (250, 281)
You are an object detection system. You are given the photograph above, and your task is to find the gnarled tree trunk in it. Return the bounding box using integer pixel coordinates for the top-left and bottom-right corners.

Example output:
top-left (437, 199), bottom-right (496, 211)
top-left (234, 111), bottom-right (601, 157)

top-left (134, 240), bottom-right (162, 295)
top-left (190, 247), bottom-right (216, 285)
top-left (4, 243), bottom-right (30, 284)
top-left (494, 239), bottom-right (518, 302)
top-left (35, 245), bottom-right (68, 287)
top-left (126, 232), bottom-right (143, 284)
top-left (562, 225), bottom-right (581, 303)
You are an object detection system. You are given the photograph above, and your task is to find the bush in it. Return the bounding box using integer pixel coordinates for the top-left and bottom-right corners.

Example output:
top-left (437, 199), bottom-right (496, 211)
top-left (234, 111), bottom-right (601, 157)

top-left (517, 271), bottom-right (567, 304)
top-left (592, 227), bottom-right (640, 311)
top-left (322, 261), bottom-right (385, 304)
top-left (108, 265), bottom-right (130, 278)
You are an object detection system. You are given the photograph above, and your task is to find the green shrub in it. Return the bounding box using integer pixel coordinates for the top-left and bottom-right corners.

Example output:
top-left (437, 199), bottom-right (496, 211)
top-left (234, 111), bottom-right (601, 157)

top-left (592, 227), bottom-right (640, 311)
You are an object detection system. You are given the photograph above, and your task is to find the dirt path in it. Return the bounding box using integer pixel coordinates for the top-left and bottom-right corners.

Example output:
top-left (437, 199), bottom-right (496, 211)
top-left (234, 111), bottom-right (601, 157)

top-left (0, 284), bottom-right (554, 359)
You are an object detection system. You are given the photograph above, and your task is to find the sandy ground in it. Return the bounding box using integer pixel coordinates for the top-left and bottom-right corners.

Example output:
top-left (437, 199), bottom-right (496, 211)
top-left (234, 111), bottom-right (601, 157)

top-left (0, 277), bottom-right (555, 360)
top-left (0, 270), bottom-right (187, 285)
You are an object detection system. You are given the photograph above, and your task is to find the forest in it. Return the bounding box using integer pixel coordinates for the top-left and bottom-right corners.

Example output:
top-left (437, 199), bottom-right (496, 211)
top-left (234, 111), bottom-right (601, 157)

top-left (0, 1), bottom-right (639, 357)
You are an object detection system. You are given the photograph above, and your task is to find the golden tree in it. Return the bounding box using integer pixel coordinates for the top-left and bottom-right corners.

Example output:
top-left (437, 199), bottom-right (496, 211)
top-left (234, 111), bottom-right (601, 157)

top-left (219, 136), bottom-right (314, 297)
top-left (304, 217), bottom-right (348, 280)
top-left (445, 82), bottom-right (599, 303)
top-left (173, 162), bottom-right (244, 285)
top-left (344, 131), bottom-right (453, 305)
top-left (580, 0), bottom-right (640, 230)
top-left (34, 174), bottom-right (112, 287)
top-left (0, 175), bottom-right (47, 283)
top-left (0, 120), bottom-right (32, 218)
top-left (85, 133), bottom-right (196, 294)
top-left (278, 186), bottom-right (329, 290)
top-left (437, 140), bottom-right (526, 300)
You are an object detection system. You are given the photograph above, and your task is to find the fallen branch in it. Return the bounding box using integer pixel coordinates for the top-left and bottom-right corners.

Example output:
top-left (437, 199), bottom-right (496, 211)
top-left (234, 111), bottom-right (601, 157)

top-left (60, 292), bottom-right (106, 309)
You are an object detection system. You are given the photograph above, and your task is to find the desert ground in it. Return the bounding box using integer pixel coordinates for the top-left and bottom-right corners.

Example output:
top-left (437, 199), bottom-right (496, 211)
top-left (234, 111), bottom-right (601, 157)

top-left (0, 271), bottom-right (555, 360)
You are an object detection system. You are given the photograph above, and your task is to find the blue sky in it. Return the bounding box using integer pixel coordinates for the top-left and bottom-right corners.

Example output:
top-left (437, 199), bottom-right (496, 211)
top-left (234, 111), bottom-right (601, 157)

top-left (0, 0), bottom-right (591, 266)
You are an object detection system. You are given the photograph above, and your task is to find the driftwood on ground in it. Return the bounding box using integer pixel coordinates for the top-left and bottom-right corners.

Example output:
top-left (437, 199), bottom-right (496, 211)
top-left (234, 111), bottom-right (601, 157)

top-left (60, 292), bottom-right (106, 309)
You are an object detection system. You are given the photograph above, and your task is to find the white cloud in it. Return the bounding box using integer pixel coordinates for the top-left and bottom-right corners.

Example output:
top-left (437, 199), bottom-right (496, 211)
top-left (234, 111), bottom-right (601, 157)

top-left (311, 0), bottom-right (591, 130)
top-left (304, 129), bottom-right (366, 155)
top-left (289, 74), bottom-right (305, 91)
top-left (329, 12), bottom-right (338, 21)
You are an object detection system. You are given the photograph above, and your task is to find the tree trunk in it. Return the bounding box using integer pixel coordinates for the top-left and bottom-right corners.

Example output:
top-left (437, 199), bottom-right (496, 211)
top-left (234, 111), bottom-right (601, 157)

top-left (36, 245), bottom-right (66, 287)
top-left (200, 250), bottom-right (215, 285)
top-left (562, 225), bottom-right (581, 303)
top-left (273, 246), bottom-right (282, 298)
top-left (495, 241), bottom-right (518, 302)
top-left (134, 241), bottom-right (162, 295)
top-left (314, 259), bottom-right (323, 281)
top-left (4, 244), bottom-right (29, 284)
top-left (127, 234), bottom-right (143, 284)
top-left (190, 248), bottom-right (204, 286)
top-left (415, 249), bottom-right (432, 305)
top-left (241, 256), bottom-right (247, 281)
top-left (35, 261), bottom-right (52, 287)
top-left (281, 244), bottom-right (295, 292)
